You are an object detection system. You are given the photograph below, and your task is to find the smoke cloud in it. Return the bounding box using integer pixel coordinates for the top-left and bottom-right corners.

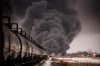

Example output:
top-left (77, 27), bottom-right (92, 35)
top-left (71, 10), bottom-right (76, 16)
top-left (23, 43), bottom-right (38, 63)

top-left (10, 0), bottom-right (81, 55)
top-left (30, 10), bottom-right (81, 55)
top-left (22, 1), bottom-right (47, 34)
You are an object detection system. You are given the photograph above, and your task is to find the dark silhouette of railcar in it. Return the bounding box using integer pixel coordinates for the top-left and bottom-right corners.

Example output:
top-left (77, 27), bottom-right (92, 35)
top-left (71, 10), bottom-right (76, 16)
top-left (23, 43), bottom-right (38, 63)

top-left (0, 16), bottom-right (48, 66)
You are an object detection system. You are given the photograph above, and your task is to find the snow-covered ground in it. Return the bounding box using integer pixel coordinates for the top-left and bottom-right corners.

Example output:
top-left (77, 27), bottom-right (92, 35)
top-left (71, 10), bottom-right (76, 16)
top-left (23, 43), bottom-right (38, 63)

top-left (41, 58), bottom-right (52, 66)
top-left (56, 57), bottom-right (100, 63)
top-left (37, 57), bottom-right (100, 66)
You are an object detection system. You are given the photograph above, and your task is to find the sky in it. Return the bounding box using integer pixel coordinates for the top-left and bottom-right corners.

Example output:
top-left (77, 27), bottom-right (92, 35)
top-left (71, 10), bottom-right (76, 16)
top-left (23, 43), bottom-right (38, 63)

top-left (67, 0), bottom-right (100, 53)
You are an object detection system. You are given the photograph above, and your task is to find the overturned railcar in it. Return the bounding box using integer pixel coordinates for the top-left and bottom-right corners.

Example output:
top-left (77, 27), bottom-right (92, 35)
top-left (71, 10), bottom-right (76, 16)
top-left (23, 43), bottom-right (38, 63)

top-left (1, 16), bottom-right (48, 66)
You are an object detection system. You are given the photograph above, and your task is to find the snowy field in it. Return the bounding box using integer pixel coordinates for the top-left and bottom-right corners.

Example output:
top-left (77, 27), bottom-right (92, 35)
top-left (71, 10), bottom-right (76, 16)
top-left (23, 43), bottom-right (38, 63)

top-left (56, 57), bottom-right (100, 63)
top-left (37, 57), bottom-right (100, 66)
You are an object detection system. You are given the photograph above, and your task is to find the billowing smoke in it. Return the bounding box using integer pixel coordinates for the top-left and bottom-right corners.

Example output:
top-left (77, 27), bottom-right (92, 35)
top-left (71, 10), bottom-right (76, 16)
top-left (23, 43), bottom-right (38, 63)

top-left (21, 0), bottom-right (81, 55)
top-left (10, 0), bottom-right (81, 55)
top-left (22, 1), bottom-right (47, 34)
top-left (30, 10), bottom-right (81, 55)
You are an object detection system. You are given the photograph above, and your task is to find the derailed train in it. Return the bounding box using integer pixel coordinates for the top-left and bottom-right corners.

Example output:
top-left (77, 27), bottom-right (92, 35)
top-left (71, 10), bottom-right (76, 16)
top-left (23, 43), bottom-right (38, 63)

top-left (2, 16), bottom-right (48, 66)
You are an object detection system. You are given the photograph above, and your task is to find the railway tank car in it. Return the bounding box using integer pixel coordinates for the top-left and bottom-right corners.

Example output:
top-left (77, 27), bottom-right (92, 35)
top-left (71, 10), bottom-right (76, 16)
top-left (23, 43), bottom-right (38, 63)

top-left (2, 16), bottom-right (48, 66)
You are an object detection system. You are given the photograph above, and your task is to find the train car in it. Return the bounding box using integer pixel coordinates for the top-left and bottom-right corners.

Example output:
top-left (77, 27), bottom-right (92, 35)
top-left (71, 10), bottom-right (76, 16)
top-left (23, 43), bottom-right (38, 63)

top-left (1, 16), bottom-right (48, 66)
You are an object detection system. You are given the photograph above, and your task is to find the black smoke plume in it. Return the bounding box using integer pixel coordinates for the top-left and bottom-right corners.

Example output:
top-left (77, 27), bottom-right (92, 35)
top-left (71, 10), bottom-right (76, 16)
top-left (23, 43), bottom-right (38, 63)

top-left (30, 10), bottom-right (81, 55)
top-left (3, 0), bottom-right (81, 55)
top-left (22, 0), bottom-right (81, 55)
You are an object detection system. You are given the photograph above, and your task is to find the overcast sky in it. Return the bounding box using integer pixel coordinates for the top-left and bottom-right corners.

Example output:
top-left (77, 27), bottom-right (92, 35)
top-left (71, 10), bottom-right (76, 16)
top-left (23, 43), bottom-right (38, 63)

top-left (67, 0), bottom-right (100, 53)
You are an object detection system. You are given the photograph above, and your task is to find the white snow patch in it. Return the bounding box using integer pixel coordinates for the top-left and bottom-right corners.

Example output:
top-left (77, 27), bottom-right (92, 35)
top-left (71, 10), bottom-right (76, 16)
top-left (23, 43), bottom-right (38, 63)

top-left (56, 57), bottom-right (100, 63)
